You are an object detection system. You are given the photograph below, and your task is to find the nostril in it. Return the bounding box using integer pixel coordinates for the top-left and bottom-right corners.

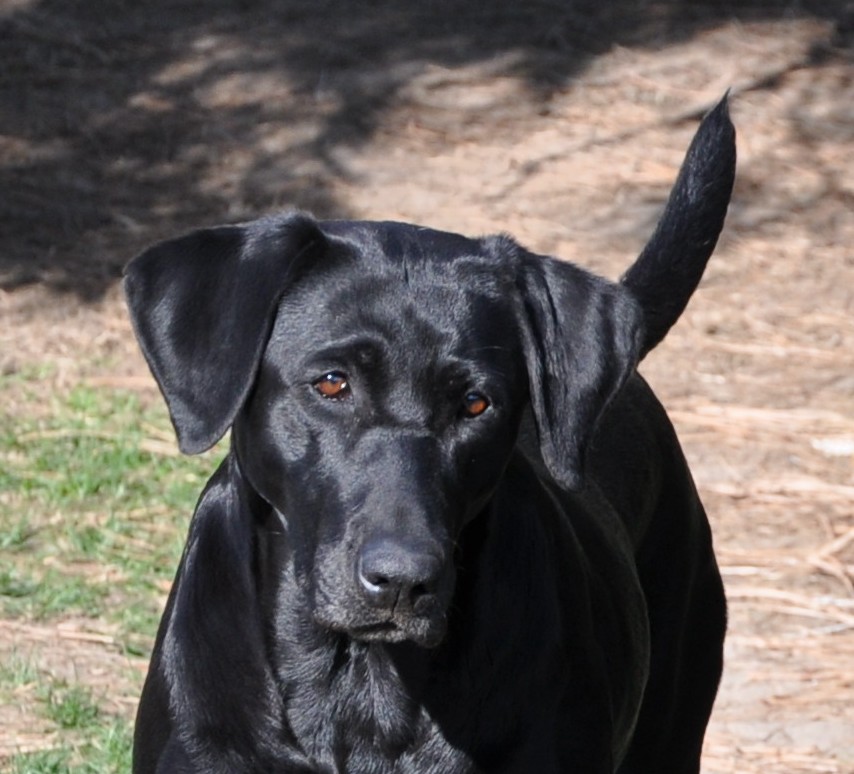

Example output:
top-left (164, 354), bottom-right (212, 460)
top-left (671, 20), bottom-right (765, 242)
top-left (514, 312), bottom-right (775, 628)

top-left (358, 537), bottom-right (444, 609)
top-left (360, 568), bottom-right (390, 593)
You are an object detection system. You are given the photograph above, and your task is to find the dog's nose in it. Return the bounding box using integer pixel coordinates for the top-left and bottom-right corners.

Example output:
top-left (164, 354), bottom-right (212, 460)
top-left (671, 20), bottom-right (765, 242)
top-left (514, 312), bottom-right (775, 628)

top-left (358, 537), bottom-right (443, 612)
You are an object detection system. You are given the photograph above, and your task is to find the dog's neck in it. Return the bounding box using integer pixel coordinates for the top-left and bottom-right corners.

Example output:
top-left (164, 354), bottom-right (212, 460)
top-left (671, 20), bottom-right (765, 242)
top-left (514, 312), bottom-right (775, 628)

top-left (265, 556), bottom-right (450, 769)
top-left (251, 496), bottom-right (490, 770)
top-left (284, 620), bottom-right (428, 761)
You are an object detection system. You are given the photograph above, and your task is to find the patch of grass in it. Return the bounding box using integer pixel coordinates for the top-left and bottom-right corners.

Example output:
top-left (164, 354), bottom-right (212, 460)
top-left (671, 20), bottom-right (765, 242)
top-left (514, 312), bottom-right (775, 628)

top-left (1, 661), bottom-right (133, 773)
top-left (0, 515), bottom-right (37, 551)
top-left (0, 568), bottom-right (110, 620)
top-left (81, 717), bottom-right (133, 773)
top-left (6, 716), bottom-right (133, 774)
top-left (0, 381), bottom-right (222, 769)
top-left (0, 383), bottom-right (221, 636)
top-left (7, 747), bottom-right (72, 774)
top-left (2, 386), bottom-right (211, 518)
top-left (42, 682), bottom-right (101, 730)
top-left (0, 566), bottom-right (39, 601)
top-left (0, 649), bottom-right (39, 690)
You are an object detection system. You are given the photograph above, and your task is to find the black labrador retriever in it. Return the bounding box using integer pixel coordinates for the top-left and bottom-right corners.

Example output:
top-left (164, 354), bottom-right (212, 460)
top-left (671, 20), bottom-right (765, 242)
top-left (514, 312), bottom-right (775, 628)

top-left (126, 97), bottom-right (735, 773)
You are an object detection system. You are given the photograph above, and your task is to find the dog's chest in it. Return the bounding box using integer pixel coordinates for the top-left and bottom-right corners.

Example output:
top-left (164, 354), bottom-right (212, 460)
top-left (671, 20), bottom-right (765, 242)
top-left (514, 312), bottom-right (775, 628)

top-left (280, 642), bottom-right (476, 773)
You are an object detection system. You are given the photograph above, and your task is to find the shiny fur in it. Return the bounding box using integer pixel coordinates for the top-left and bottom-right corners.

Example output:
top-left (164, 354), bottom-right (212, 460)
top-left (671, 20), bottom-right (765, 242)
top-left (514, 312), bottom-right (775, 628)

top-left (126, 98), bottom-right (735, 773)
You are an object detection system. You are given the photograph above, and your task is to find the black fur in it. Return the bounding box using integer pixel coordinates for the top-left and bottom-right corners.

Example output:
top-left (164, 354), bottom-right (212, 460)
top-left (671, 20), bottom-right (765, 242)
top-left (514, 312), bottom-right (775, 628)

top-left (126, 97), bottom-right (735, 773)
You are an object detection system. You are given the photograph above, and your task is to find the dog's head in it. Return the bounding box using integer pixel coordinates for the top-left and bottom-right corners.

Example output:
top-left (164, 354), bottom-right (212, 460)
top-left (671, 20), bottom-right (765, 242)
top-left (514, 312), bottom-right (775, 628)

top-left (125, 99), bottom-right (734, 648)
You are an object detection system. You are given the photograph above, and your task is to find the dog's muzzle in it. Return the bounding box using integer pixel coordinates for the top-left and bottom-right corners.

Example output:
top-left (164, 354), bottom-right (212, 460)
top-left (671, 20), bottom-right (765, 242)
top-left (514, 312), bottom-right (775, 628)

top-left (355, 535), bottom-right (450, 647)
top-left (314, 534), bottom-right (453, 648)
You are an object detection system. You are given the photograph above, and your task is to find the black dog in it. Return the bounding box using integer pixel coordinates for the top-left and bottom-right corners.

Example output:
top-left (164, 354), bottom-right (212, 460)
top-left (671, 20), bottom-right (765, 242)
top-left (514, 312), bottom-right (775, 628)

top-left (126, 98), bottom-right (735, 773)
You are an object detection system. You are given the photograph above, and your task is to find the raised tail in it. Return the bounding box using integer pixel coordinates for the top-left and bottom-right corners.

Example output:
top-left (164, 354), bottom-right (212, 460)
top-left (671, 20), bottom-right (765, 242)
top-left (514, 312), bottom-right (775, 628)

top-left (621, 95), bottom-right (736, 359)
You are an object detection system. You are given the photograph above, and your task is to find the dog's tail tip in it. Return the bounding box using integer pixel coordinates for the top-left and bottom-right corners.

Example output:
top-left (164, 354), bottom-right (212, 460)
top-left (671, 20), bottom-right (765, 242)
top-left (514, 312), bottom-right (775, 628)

top-left (621, 92), bottom-right (736, 359)
top-left (702, 91), bottom-right (736, 152)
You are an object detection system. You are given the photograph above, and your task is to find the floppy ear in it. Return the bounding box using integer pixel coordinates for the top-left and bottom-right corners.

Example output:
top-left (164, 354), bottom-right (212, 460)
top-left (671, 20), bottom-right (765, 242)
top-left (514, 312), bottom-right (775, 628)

top-left (622, 94), bottom-right (736, 357)
top-left (518, 256), bottom-right (644, 491)
top-left (124, 213), bottom-right (326, 454)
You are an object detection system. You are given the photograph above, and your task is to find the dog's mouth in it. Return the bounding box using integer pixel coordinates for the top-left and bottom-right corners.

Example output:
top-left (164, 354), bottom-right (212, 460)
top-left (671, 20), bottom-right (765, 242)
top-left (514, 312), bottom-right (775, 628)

top-left (311, 565), bottom-right (453, 648)
top-left (315, 609), bottom-right (447, 649)
top-left (351, 617), bottom-right (446, 648)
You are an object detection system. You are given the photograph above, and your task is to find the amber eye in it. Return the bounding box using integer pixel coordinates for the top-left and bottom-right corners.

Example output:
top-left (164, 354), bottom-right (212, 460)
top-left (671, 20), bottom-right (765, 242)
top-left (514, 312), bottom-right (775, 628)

top-left (463, 391), bottom-right (490, 418)
top-left (313, 372), bottom-right (351, 400)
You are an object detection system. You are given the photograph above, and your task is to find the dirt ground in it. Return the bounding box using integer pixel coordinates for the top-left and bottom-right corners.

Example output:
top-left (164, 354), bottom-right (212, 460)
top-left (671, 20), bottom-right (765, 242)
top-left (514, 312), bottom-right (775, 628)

top-left (1, 0), bottom-right (853, 771)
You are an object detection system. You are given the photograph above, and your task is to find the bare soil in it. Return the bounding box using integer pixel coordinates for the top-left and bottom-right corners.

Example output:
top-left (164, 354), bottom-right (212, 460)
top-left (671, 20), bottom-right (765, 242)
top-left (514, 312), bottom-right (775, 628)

top-left (1, 1), bottom-right (853, 770)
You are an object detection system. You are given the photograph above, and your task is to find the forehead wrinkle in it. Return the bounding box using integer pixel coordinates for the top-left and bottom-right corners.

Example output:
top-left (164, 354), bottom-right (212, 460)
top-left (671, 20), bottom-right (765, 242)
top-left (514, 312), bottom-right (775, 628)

top-left (324, 276), bottom-right (429, 345)
top-left (304, 249), bottom-right (518, 363)
top-left (369, 281), bottom-right (513, 360)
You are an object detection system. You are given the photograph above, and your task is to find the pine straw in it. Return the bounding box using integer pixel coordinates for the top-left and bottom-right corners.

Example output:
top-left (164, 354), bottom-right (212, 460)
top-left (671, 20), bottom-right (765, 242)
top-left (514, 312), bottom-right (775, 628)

top-left (704, 744), bottom-right (842, 774)
top-left (694, 407), bottom-right (854, 773)
top-left (667, 334), bottom-right (854, 774)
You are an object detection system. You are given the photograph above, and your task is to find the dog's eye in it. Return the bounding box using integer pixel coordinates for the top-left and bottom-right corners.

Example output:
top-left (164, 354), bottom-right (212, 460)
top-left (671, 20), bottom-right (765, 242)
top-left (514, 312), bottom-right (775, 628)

top-left (313, 372), bottom-right (351, 400)
top-left (462, 391), bottom-right (490, 418)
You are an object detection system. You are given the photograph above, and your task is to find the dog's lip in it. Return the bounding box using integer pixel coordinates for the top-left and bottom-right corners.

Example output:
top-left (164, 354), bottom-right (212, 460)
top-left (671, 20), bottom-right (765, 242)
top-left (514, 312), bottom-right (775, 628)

top-left (319, 614), bottom-right (446, 648)
top-left (355, 621), bottom-right (446, 648)
top-left (351, 621), bottom-right (398, 636)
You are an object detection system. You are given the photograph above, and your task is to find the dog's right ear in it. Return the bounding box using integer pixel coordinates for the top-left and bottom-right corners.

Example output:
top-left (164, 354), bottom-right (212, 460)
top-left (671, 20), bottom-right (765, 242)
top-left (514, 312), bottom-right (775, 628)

top-left (124, 213), bottom-right (326, 454)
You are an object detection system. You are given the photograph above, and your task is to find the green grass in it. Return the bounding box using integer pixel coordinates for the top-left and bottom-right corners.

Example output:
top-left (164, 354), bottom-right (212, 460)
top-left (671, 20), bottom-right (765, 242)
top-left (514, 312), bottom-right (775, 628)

top-left (2, 662), bottom-right (133, 773)
top-left (5, 716), bottom-right (133, 774)
top-left (0, 649), bottom-right (39, 689)
top-left (0, 380), bottom-right (223, 770)
top-left (0, 383), bottom-right (220, 634)
top-left (42, 683), bottom-right (101, 730)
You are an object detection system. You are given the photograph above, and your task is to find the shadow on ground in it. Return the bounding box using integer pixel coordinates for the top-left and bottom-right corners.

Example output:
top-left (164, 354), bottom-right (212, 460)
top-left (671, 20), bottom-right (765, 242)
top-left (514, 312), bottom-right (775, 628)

top-left (0, 0), bottom-right (848, 299)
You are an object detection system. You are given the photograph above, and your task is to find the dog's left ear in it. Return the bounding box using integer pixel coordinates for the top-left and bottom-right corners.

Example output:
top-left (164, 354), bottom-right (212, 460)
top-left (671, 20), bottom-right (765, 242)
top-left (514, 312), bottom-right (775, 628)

top-left (519, 96), bottom-right (735, 490)
top-left (517, 257), bottom-right (644, 491)
top-left (124, 213), bottom-right (326, 454)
